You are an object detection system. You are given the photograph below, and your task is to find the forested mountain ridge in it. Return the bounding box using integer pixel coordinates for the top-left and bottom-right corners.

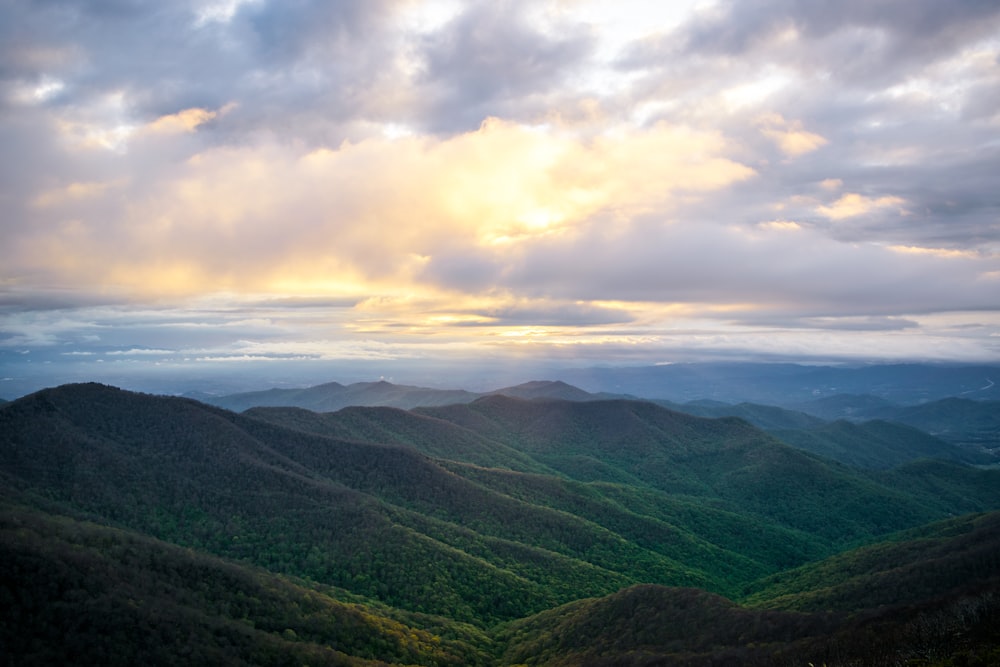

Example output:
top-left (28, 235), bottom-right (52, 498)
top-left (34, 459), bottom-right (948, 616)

top-left (557, 362), bottom-right (1000, 403)
top-left (199, 375), bottom-right (1000, 469)
top-left (3, 382), bottom-right (1000, 665)
top-left (770, 419), bottom-right (992, 469)
top-left (792, 395), bottom-right (1000, 450)
top-left (0, 500), bottom-right (494, 666)
top-left (195, 379), bottom-right (618, 413)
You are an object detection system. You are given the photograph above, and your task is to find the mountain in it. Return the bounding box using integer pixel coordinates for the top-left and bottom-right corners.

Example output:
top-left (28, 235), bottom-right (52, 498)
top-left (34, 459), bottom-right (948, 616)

top-left (196, 378), bottom-right (622, 414)
top-left (195, 380), bottom-right (480, 413)
top-left (771, 419), bottom-right (994, 469)
top-left (4, 383), bottom-right (1000, 665)
top-left (189, 374), bottom-right (1000, 467)
top-left (417, 395), bottom-right (1000, 542)
top-left (884, 398), bottom-right (1000, 451)
top-left (662, 399), bottom-right (829, 430)
top-left (9, 498), bottom-right (999, 667)
top-left (557, 362), bottom-right (1000, 404)
top-left (792, 393), bottom-right (901, 420)
top-left (499, 512), bottom-right (1000, 667)
top-left (1, 384), bottom-right (699, 624)
top-left (792, 395), bottom-right (1000, 454)
top-left (0, 500), bottom-right (492, 666)
top-left (244, 404), bottom-right (555, 474)
top-left (744, 510), bottom-right (1000, 612)
top-left (490, 380), bottom-right (607, 401)
top-left (658, 397), bottom-right (998, 468)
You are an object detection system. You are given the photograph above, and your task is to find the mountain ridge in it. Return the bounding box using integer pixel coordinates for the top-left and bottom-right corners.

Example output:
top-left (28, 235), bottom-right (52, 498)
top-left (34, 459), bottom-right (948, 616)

top-left (4, 382), bottom-right (1000, 665)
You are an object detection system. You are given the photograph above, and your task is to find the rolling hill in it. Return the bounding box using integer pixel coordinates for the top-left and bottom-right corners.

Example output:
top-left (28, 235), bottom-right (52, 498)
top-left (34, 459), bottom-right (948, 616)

top-left (3, 383), bottom-right (1000, 665)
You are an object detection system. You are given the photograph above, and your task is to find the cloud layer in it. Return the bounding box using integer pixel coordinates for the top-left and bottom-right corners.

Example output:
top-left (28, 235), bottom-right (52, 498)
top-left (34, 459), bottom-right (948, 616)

top-left (2, 0), bottom-right (999, 392)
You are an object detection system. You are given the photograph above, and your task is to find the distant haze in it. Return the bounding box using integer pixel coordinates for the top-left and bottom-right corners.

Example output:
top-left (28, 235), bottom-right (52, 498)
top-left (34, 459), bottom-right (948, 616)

top-left (2, 1), bottom-right (999, 396)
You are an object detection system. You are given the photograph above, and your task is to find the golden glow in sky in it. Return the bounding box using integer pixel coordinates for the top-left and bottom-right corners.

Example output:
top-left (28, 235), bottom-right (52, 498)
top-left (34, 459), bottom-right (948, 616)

top-left (2, 0), bottom-right (1000, 392)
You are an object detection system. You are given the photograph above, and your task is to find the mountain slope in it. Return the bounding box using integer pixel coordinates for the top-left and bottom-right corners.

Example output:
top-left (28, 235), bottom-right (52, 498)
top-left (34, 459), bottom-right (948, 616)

top-left (3, 383), bottom-right (816, 621)
top-left (887, 398), bottom-right (1000, 451)
top-left (744, 510), bottom-right (1000, 612)
top-left (663, 399), bottom-right (828, 430)
top-left (0, 500), bottom-right (491, 666)
top-left (243, 404), bottom-right (552, 474)
top-left (196, 378), bottom-right (620, 414)
top-left (558, 362), bottom-right (1000, 403)
top-left (499, 512), bottom-right (1000, 666)
top-left (771, 419), bottom-right (991, 469)
top-left (0, 384), bottom-right (640, 623)
top-left (417, 395), bottom-right (999, 543)
top-left (792, 395), bottom-right (1000, 452)
top-left (4, 383), bottom-right (1000, 665)
top-left (199, 380), bottom-right (480, 413)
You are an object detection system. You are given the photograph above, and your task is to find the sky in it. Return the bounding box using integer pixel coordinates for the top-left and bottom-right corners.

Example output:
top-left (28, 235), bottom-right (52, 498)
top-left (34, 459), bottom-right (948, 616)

top-left (2, 0), bottom-right (1000, 396)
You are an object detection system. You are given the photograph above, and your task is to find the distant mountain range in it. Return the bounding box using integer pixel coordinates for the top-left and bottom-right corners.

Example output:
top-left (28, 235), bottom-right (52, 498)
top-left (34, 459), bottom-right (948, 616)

top-left (188, 378), bottom-right (619, 413)
top-left (188, 362), bottom-right (1000, 411)
top-left (556, 361), bottom-right (1000, 404)
top-left (3, 382), bottom-right (1000, 664)
top-left (195, 376), bottom-right (1000, 468)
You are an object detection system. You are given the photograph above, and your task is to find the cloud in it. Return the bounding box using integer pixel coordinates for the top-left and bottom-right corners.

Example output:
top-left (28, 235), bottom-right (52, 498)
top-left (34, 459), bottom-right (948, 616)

top-left (679, 0), bottom-right (1000, 86)
top-left (756, 113), bottom-right (827, 157)
top-left (487, 217), bottom-right (1000, 318)
top-left (4, 116), bottom-right (755, 299)
top-left (1, 0), bottom-right (999, 378)
top-left (816, 193), bottom-right (907, 220)
top-left (144, 107), bottom-right (223, 135)
top-left (416, 1), bottom-right (595, 131)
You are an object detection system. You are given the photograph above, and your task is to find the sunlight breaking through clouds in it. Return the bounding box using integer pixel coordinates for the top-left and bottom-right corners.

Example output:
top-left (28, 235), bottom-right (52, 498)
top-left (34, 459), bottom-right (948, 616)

top-left (2, 0), bottom-right (1000, 393)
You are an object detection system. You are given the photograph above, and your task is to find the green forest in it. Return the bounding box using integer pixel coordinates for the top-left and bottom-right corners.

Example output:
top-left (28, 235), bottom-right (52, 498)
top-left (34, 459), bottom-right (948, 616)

top-left (2, 382), bottom-right (999, 665)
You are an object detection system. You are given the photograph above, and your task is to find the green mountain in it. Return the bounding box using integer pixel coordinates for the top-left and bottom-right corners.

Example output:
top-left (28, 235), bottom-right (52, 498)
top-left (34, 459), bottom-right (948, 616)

top-left (498, 511), bottom-right (1000, 666)
top-left (794, 392), bottom-right (901, 420)
top-left (771, 419), bottom-right (993, 469)
top-left (887, 397), bottom-right (1000, 451)
top-left (243, 404), bottom-right (554, 474)
top-left (662, 399), bottom-right (828, 430)
top-left (559, 362), bottom-right (1000, 403)
top-left (0, 500), bottom-right (493, 666)
top-left (793, 395), bottom-right (1000, 452)
top-left (1, 384), bottom-right (696, 624)
top-left (417, 396), bottom-right (999, 542)
top-left (656, 397), bottom-right (997, 468)
top-left (198, 376), bottom-right (1000, 467)
top-left (744, 510), bottom-right (1000, 612)
top-left (3, 383), bottom-right (1000, 665)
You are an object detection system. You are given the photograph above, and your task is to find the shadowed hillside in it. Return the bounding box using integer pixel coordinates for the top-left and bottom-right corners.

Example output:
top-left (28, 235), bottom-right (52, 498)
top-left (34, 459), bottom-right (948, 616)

top-left (3, 383), bottom-right (1000, 665)
top-left (0, 501), bottom-right (493, 666)
top-left (418, 395), bottom-right (1000, 542)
